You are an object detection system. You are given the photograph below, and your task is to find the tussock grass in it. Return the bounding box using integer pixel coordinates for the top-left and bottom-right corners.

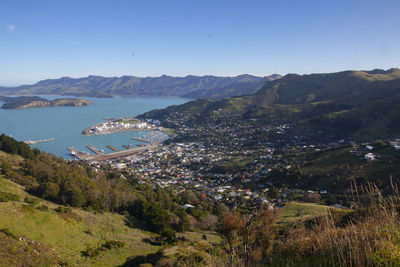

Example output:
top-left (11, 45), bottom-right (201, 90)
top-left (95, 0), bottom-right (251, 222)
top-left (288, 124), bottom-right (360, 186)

top-left (270, 182), bottom-right (400, 267)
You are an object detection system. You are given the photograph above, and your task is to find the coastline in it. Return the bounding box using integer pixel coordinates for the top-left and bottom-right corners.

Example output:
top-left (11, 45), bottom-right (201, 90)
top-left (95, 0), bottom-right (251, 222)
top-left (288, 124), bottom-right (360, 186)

top-left (81, 117), bottom-right (164, 136)
top-left (0, 95), bottom-right (188, 158)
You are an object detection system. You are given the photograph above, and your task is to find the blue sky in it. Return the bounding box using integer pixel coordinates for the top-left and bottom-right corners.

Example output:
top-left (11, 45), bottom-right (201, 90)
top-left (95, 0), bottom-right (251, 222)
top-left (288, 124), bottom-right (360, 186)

top-left (1, 0), bottom-right (399, 86)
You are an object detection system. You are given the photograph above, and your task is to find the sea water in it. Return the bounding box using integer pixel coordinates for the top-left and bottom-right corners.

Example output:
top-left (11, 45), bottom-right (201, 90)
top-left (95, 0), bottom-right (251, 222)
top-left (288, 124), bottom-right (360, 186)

top-left (0, 95), bottom-right (188, 158)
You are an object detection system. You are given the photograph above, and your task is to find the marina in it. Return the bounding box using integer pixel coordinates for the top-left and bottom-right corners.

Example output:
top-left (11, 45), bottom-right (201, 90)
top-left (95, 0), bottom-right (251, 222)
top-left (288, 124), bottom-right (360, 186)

top-left (68, 143), bottom-right (159, 162)
top-left (0, 95), bottom-right (187, 158)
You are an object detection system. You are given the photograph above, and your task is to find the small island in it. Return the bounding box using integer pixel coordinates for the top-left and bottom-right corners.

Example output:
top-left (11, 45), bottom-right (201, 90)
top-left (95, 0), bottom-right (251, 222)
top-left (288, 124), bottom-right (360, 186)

top-left (0, 96), bottom-right (91, 109)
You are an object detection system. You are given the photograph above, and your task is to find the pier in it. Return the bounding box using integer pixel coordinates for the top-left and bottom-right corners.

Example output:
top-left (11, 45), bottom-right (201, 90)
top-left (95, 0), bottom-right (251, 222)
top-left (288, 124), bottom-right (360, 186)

top-left (130, 137), bottom-right (155, 144)
top-left (67, 144), bottom-right (159, 162)
top-left (107, 145), bottom-right (120, 152)
top-left (68, 147), bottom-right (90, 160)
top-left (87, 145), bottom-right (103, 154)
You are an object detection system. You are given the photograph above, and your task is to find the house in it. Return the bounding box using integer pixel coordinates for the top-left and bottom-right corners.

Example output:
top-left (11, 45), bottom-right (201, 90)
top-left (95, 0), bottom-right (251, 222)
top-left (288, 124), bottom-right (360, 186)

top-left (364, 153), bottom-right (376, 161)
top-left (334, 203), bottom-right (344, 209)
top-left (183, 204), bottom-right (195, 209)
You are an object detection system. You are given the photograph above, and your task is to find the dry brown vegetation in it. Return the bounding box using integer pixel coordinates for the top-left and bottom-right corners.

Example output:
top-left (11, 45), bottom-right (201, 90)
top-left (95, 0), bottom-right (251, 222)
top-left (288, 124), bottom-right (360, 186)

top-left (210, 182), bottom-right (400, 267)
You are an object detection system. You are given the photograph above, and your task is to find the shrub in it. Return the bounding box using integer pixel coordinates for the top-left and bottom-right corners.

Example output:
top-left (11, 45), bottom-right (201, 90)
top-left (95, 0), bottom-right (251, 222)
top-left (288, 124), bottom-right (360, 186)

top-left (24, 196), bottom-right (39, 205)
top-left (81, 240), bottom-right (126, 258)
top-left (0, 191), bottom-right (20, 202)
top-left (36, 204), bottom-right (49, 211)
top-left (55, 206), bottom-right (72, 214)
top-left (21, 204), bottom-right (36, 213)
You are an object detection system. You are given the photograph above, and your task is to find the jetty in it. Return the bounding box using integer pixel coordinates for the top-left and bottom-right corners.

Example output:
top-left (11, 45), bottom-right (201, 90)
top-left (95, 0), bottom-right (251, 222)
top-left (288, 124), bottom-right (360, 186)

top-left (107, 145), bottom-right (120, 152)
top-left (68, 147), bottom-right (90, 160)
top-left (87, 145), bottom-right (103, 154)
top-left (24, 138), bottom-right (54, 145)
top-left (130, 137), bottom-right (155, 144)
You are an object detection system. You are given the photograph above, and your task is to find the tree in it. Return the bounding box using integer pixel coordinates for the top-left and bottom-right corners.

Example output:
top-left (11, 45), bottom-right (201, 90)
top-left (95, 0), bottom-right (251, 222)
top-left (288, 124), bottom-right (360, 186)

top-left (268, 187), bottom-right (280, 199)
top-left (175, 210), bottom-right (190, 232)
top-left (213, 202), bottom-right (229, 217)
top-left (41, 181), bottom-right (60, 199)
top-left (217, 211), bottom-right (244, 267)
top-left (219, 208), bottom-right (280, 266)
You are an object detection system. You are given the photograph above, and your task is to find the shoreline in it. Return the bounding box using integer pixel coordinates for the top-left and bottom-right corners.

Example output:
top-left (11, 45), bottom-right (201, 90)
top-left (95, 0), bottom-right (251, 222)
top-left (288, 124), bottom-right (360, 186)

top-left (82, 128), bottom-right (147, 137)
top-left (81, 117), bottom-right (171, 137)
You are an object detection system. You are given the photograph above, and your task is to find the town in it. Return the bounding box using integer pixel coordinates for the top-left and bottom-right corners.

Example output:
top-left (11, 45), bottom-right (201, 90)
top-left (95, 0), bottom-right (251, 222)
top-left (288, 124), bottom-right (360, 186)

top-left (73, 109), bottom-right (400, 210)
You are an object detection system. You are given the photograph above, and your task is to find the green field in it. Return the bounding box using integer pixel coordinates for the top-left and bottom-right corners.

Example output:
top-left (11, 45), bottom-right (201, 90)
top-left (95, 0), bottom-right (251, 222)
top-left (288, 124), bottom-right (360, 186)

top-left (278, 202), bottom-right (332, 223)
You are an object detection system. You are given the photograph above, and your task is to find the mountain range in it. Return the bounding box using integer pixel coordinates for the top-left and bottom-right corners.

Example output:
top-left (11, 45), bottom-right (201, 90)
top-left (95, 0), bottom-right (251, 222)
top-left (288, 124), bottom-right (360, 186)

top-left (0, 74), bottom-right (281, 100)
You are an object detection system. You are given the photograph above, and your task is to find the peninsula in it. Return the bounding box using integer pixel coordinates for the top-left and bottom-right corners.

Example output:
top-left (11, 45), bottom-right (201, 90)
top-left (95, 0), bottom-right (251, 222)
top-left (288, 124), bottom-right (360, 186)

top-left (0, 96), bottom-right (91, 109)
top-left (82, 117), bottom-right (161, 136)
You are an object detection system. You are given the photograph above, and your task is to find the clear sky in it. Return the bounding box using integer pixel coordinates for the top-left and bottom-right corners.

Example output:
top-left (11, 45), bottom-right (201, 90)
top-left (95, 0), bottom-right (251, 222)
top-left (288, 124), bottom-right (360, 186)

top-left (1, 0), bottom-right (399, 86)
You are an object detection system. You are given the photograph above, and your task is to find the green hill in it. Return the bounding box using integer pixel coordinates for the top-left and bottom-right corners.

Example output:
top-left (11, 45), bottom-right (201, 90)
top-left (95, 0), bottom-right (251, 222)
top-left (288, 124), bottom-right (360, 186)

top-left (0, 174), bottom-right (160, 266)
top-left (140, 68), bottom-right (400, 141)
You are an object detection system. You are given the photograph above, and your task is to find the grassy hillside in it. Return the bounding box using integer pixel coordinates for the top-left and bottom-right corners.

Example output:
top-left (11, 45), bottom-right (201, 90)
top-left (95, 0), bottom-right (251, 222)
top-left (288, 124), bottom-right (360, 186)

top-left (255, 68), bottom-right (400, 105)
top-left (279, 202), bottom-right (331, 223)
top-left (0, 175), bottom-right (160, 266)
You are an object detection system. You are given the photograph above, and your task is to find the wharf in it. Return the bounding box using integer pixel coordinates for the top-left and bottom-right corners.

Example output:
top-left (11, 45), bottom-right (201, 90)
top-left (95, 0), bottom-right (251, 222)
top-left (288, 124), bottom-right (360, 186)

top-left (87, 145), bottom-right (103, 154)
top-left (130, 137), bottom-right (155, 144)
top-left (107, 145), bottom-right (120, 152)
top-left (68, 147), bottom-right (90, 160)
top-left (71, 144), bottom-right (158, 162)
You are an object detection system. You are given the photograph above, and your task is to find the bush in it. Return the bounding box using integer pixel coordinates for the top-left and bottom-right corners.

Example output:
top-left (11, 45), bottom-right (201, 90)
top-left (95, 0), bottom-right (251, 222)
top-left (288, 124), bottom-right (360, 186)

top-left (102, 240), bottom-right (125, 249)
top-left (0, 191), bottom-right (20, 202)
top-left (24, 196), bottom-right (39, 205)
top-left (160, 228), bottom-right (177, 244)
top-left (21, 204), bottom-right (36, 213)
top-left (55, 206), bottom-right (72, 214)
top-left (81, 240), bottom-right (126, 258)
top-left (36, 204), bottom-right (49, 211)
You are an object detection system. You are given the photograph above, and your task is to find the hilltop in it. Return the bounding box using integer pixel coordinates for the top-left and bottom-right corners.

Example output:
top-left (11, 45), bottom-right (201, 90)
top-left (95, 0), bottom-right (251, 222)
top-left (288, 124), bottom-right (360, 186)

top-left (0, 74), bottom-right (280, 100)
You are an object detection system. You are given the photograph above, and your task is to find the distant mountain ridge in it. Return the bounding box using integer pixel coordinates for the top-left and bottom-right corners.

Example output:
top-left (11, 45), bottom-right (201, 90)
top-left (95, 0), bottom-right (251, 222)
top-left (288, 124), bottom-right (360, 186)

top-left (0, 74), bottom-right (281, 99)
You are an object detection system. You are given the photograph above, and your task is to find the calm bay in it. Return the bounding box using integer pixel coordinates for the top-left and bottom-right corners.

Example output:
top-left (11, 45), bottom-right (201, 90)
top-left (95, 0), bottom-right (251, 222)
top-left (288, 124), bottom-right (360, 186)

top-left (0, 96), bottom-right (188, 158)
